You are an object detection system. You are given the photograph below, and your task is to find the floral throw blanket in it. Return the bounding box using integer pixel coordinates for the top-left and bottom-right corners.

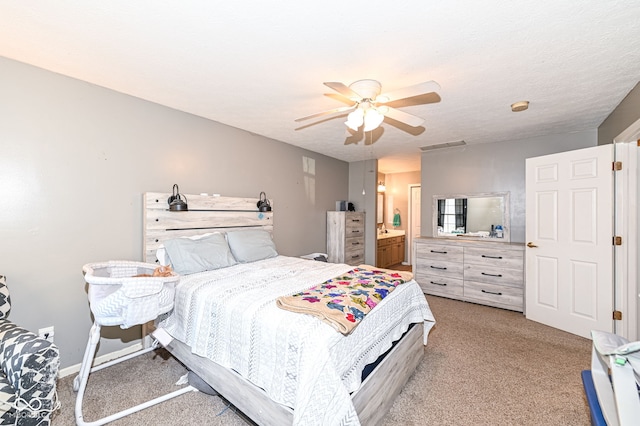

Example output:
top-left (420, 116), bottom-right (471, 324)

top-left (276, 265), bottom-right (413, 335)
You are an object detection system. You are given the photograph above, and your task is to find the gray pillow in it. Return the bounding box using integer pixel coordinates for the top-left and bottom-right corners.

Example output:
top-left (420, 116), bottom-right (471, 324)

top-left (226, 229), bottom-right (278, 263)
top-left (164, 233), bottom-right (237, 275)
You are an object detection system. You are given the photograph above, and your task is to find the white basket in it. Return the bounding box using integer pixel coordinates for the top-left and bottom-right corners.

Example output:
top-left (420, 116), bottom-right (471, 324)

top-left (83, 261), bottom-right (179, 329)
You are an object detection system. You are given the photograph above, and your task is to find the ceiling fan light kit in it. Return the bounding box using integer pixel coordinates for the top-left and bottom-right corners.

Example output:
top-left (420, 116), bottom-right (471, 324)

top-left (296, 79), bottom-right (441, 135)
top-left (362, 108), bottom-right (384, 132)
top-left (346, 102), bottom-right (385, 132)
top-left (348, 79), bottom-right (382, 100)
top-left (345, 107), bottom-right (365, 131)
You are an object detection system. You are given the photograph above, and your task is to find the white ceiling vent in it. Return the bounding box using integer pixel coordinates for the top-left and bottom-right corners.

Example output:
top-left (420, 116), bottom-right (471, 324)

top-left (420, 140), bottom-right (467, 151)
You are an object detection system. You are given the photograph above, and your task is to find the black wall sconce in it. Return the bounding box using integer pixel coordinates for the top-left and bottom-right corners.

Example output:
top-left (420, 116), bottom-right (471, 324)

top-left (257, 192), bottom-right (272, 212)
top-left (168, 184), bottom-right (188, 211)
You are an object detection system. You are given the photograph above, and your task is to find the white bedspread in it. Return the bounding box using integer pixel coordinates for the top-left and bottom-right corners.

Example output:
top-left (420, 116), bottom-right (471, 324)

top-left (161, 256), bottom-right (435, 425)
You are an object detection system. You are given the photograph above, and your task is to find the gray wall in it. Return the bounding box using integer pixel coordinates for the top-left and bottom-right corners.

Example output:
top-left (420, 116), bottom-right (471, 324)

top-left (420, 131), bottom-right (597, 243)
top-left (0, 56), bottom-right (349, 369)
top-left (348, 159), bottom-right (377, 266)
top-left (598, 82), bottom-right (640, 145)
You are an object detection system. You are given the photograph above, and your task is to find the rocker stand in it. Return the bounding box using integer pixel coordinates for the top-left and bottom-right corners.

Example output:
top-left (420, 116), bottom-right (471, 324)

top-left (74, 323), bottom-right (196, 425)
top-left (75, 261), bottom-right (192, 425)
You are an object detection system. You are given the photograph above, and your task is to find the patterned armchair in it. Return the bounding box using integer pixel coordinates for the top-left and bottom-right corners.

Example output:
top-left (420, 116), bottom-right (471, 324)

top-left (0, 275), bottom-right (60, 425)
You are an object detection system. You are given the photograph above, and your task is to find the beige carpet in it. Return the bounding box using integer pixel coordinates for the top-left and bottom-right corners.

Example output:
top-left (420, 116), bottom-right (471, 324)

top-left (53, 295), bottom-right (593, 425)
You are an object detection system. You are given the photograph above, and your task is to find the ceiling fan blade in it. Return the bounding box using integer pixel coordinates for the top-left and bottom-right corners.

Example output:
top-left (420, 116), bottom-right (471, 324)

top-left (377, 81), bottom-right (441, 103)
top-left (294, 105), bottom-right (355, 122)
top-left (323, 82), bottom-right (362, 101)
top-left (381, 106), bottom-right (425, 127)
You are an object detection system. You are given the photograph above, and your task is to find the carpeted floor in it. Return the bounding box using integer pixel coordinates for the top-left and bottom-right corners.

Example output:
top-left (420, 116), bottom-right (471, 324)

top-left (53, 295), bottom-right (592, 425)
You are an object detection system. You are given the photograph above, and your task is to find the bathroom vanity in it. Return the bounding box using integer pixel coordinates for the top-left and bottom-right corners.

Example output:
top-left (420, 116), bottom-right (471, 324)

top-left (376, 230), bottom-right (405, 269)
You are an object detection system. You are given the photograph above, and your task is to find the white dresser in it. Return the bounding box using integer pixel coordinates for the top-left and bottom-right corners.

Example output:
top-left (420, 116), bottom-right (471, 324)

top-left (327, 211), bottom-right (365, 265)
top-left (414, 237), bottom-right (525, 312)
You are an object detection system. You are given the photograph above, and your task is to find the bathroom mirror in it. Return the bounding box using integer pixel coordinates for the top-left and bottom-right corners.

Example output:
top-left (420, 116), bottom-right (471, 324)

top-left (377, 193), bottom-right (384, 225)
top-left (432, 192), bottom-right (510, 242)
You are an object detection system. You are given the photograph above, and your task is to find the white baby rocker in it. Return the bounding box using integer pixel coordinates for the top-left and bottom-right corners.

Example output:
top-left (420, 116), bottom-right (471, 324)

top-left (74, 261), bottom-right (196, 425)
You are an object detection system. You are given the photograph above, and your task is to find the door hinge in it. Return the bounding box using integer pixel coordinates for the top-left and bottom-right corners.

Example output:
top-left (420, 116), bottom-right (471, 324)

top-left (612, 161), bottom-right (623, 171)
top-left (613, 310), bottom-right (623, 321)
top-left (613, 236), bottom-right (622, 246)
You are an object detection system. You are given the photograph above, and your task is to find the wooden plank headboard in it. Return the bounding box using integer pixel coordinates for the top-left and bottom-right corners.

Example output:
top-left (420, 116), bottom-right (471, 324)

top-left (143, 192), bottom-right (273, 263)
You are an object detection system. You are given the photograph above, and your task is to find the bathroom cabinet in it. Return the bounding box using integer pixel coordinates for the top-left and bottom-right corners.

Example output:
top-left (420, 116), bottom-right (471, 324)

top-left (377, 235), bottom-right (405, 268)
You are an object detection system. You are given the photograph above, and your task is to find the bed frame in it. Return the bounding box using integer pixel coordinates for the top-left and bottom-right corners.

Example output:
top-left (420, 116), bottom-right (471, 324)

top-left (142, 192), bottom-right (425, 425)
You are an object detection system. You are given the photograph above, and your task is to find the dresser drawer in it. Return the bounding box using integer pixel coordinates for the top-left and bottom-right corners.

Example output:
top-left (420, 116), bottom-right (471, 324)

top-left (463, 247), bottom-right (523, 269)
top-left (345, 245), bottom-right (364, 265)
top-left (464, 281), bottom-right (523, 311)
top-left (464, 264), bottom-right (523, 287)
top-left (416, 243), bottom-right (463, 263)
top-left (345, 213), bottom-right (365, 227)
top-left (345, 225), bottom-right (364, 238)
top-left (415, 272), bottom-right (464, 298)
top-left (416, 257), bottom-right (464, 279)
top-left (346, 236), bottom-right (364, 252)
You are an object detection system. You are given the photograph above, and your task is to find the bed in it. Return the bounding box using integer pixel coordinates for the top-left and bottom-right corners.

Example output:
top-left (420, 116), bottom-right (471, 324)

top-left (143, 192), bottom-right (436, 425)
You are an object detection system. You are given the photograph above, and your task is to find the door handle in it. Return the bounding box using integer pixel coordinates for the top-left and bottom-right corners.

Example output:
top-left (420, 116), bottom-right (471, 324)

top-left (527, 242), bottom-right (538, 248)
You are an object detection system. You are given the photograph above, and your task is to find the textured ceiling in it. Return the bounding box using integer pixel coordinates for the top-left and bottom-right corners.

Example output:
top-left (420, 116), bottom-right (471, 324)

top-left (1, 1), bottom-right (639, 173)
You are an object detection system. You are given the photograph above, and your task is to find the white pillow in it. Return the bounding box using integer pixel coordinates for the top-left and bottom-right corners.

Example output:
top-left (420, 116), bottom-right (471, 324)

top-left (156, 233), bottom-right (217, 266)
top-left (226, 229), bottom-right (278, 263)
top-left (163, 233), bottom-right (237, 275)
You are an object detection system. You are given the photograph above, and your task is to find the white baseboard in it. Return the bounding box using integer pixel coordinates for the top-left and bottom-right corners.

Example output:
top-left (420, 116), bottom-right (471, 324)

top-left (58, 342), bottom-right (143, 378)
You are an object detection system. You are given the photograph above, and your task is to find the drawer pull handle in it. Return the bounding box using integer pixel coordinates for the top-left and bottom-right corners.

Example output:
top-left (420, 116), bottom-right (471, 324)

top-left (352, 219), bottom-right (361, 222)
top-left (430, 281), bottom-right (447, 286)
top-left (482, 255), bottom-right (503, 259)
top-left (481, 272), bottom-right (502, 277)
top-left (482, 289), bottom-right (503, 296)
top-left (352, 230), bottom-right (360, 233)
top-left (430, 250), bottom-right (447, 254)
top-left (352, 242), bottom-right (360, 245)
top-left (430, 266), bottom-right (447, 270)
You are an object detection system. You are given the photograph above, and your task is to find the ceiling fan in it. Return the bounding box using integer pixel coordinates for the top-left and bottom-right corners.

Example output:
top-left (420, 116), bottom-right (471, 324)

top-left (295, 79), bottom-right (440, 132)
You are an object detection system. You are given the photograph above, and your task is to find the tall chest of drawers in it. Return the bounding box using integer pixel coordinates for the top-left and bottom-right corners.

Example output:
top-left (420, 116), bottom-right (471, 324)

top-left (414, 237), bottom-right (525, 312)
top-left (327, 211), bottom-right (365, 265)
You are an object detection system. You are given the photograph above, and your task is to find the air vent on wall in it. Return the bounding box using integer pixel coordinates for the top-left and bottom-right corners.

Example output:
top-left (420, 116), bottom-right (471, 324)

top-left (420, 140), bottom-right (467, 151)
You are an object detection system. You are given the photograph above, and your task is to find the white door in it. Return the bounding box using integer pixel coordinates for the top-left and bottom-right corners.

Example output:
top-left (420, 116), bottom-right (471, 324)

top-left (525, 145), bottom-right (613, 339)
top-left (409, 185), bottom-right (421, 266)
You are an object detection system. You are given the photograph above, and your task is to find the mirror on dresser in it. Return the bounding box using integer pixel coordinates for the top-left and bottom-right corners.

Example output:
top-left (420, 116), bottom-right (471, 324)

top-left (432, 192), bottom-right (510, 242)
